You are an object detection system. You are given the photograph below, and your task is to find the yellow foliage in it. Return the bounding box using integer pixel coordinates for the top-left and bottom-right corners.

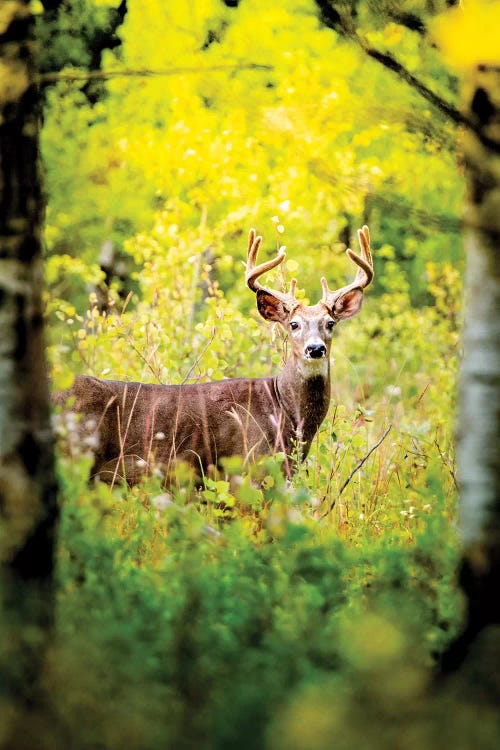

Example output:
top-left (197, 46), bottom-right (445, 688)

top-left (0, 59), bottom-right (29, 104)
top-left (0, 1), bottom-right (30, 34)
top-left (432, 0), bottom-right (500, 69)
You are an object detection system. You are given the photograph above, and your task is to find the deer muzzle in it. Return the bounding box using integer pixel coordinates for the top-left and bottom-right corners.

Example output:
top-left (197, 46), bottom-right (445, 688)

top-left (305, 343), bottom-right (327, 359)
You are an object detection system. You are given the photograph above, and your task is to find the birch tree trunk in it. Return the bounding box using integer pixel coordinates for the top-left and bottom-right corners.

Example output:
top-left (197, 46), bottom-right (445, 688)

top-left (441, 66), bottom-right (500, 672)
top-left (0, 0), bottom-right (59, 736)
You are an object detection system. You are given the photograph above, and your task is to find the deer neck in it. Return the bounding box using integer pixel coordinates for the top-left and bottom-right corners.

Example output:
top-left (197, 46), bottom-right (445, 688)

top-left (275, 355), bottom-right (331, 448)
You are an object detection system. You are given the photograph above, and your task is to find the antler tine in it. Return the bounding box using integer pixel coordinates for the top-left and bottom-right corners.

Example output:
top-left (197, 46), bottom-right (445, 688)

top-left (245, 229), bottom-right (297, 307)
top-left (346, 225), bottom-right (373, 287)
top-left (321, 224), bottom-right (374, 306)
top-left (320, 276), bottom-right (329, 299)
top-left (246, 229), bottom-right (264, 291)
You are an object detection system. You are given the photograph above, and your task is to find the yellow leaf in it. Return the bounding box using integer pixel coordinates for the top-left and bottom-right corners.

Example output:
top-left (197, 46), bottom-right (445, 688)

top-left (432, 0), bottom-right (500, 69)
top-left (52, 369), bottom-right (74, 391)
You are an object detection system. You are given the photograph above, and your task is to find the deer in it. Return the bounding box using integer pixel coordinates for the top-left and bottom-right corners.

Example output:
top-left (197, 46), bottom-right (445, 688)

top-left (53, 226), bottom-right (373, 485)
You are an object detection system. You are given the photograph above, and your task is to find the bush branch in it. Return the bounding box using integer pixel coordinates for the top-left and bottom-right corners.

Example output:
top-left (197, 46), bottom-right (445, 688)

top-left (321, 425), bottom-right (392, 519)
top-left (37, 62), bottom-right (273, 85)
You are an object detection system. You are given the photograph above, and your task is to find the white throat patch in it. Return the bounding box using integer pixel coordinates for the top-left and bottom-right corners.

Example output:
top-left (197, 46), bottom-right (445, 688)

top-left (298, 356), bottom-right (329, 379)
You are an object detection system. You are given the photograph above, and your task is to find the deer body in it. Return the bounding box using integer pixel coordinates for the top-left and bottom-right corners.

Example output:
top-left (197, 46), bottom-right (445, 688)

top-left (55, 227), bottom-right (373, 484)
top-left (57, 365), bottom-right (330, 483)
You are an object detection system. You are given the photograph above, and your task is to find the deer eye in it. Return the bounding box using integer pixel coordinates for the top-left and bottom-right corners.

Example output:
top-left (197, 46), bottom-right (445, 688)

top-left (290, 321), bottom-right (300, 331)
top-left (326, 320), bottom-right (335, 330)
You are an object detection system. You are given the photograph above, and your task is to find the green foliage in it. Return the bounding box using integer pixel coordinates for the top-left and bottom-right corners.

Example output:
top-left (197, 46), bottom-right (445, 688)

top-left (45, 232), bottom-right (466, 746)
top-left (30, 0), bottom-right (492, 747)
top-left (36, 0), bottom-right (125, 76)
top-left (39, 456), bottom-right (464, 750)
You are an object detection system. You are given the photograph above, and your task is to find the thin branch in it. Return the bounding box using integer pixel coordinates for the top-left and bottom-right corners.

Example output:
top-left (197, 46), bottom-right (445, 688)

top-left (314, 1), bottom-right (500, 154)
top-left (127, 338), bottom-right (163, 383)
top-left (366, 193), bottom-right (461, 233)
top-left (434, 438), bottom-right (459, 493)
top-left (181, 328), bottom-right (217, 385)
top-left (387, 10), bottom-right (426, 36)
top-left (415, 382), bottom-right (430, 406)
top-left (37, 62), bottom-right (273, 85)
top-left (321, 425), bottom-right (392, 519)
top-left (360, 43), bottom-right (500, 154)
top-left (360, 39), bottom-right (500, 153)
top-left (361, 43), bottom-right (462, 127)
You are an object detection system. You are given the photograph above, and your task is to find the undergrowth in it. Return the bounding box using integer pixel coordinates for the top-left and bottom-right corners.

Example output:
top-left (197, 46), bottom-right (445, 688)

top-left (47, 451), bottom-right (464, 750)
top-left (33, 222), bottom-right (489, 748)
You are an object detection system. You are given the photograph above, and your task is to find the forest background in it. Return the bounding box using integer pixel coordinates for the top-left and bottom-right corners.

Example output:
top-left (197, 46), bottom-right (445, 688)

top-left (1, 1), bottom-right (499, 748)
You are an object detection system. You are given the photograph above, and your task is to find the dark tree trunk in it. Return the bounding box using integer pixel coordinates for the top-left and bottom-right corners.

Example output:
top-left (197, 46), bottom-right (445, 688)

top-left (440, 67), bottom-right (500, 674)
top-left (0, 0), bottom-right (59, 742)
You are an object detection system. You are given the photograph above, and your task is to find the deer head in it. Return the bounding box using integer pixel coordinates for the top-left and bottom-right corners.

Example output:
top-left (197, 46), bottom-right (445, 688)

top-left (245, 225), bottom-right (374, 376)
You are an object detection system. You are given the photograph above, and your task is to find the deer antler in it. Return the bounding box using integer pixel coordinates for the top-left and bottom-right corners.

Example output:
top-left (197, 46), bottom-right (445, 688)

top-left (245, 229), bottom-right (299, 308)
top-left (321, 225), bottom-right (374, 308)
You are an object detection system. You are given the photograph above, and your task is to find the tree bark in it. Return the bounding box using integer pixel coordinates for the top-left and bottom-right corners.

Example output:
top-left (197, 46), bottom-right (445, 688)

top-left (0, 0), bottom-right (59, 739)
top-left (440, 66), bottom-right (500, 673)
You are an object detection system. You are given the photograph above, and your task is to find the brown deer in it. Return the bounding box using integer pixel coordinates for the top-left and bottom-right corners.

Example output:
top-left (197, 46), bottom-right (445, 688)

top-left (54, 226), bottom-right (373, 484)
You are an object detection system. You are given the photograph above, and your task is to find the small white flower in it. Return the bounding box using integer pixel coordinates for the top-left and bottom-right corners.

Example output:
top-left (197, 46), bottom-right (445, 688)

top-left (154, 431), bottom-right (166, 440)
top-left (151, 493), bottom-right (173, 512)
top-left (386, 385), bottom-right (401, 397)
top-left (83, 435), bottom-right (99, 450)
top-left (136, 458), bottom-right (147, 469)
top-left (85, 419), bottom-right (97, 431)
top-left (65, 412), bottom-right (78, 430)
top-left (359, 513), bottom-right (365, 520)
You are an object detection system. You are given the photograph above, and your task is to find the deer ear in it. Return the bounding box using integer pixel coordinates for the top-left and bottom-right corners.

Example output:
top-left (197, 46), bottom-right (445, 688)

top-left (256, 290), bottom-right (289, 323)
top-left (333, 288), bottom-right (363, 320)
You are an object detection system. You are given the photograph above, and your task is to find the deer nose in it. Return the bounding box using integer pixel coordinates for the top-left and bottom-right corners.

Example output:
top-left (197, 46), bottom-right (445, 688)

top-left (305, 343), bottom-right (327, 359)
